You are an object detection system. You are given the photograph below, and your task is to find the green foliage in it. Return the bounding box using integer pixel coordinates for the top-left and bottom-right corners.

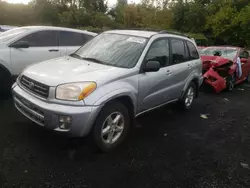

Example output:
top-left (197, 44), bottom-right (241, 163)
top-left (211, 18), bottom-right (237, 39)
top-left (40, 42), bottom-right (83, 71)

top-left (235, 5), bottom-right (250, 47)
top-left (206, 3), bottom-right (238, 41)
top-left (0, 0), bottom-right (250, 47)
top-left (78, 26), bottom-right (107, 33)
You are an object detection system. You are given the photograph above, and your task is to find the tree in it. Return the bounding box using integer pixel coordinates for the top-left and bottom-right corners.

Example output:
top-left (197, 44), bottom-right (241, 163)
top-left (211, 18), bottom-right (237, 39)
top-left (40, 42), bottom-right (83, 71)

top-left (1, 0), bottom-right (250, 47)
top-left (206, 2), bottom-right (238, 45)
top-left (234, 5), bottom-right (250, 46)
top-left (171, 1), bottom-right (188, 32)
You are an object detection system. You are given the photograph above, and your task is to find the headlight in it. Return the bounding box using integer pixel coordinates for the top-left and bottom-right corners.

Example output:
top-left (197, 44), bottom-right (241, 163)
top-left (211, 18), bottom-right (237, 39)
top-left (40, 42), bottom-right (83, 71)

top-left (56, 82), bottom-right (96, 101)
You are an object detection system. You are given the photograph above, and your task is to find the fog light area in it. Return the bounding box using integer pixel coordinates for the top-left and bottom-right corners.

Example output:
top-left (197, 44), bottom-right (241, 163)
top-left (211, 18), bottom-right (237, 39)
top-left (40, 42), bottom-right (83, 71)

top-left (59, 116), bottom-right (72, 130)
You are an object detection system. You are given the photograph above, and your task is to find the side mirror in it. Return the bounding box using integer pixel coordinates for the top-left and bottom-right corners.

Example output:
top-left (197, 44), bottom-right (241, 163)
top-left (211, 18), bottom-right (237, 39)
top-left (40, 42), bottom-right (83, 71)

top-left (9, 41), bottom-right (29, 48)
top-left (240, 58), bottom-right (248, 64)
top-left (144, 60), bottom-right (161, 72)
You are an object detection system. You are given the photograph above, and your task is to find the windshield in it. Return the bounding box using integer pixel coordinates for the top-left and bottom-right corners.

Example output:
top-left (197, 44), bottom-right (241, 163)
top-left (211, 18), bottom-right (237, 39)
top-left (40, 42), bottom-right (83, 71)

top-left (200, 47), bottom-right (238, 61)
top-left (0, 28), bottom-right (29, 41)
top-left (74, 33), bottom-right (148, 68)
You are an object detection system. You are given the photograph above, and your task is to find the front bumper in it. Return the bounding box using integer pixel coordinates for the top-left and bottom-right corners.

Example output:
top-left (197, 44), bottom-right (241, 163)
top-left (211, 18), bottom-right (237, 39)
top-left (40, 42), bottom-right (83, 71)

top-left (12, 84), bottom-right (100, 137)
top-left (203, 68), bottom-right (227, 93)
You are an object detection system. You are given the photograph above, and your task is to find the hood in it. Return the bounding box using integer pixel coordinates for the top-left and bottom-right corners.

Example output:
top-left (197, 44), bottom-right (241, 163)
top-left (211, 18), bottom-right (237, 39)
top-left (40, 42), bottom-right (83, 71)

top-left (22, 56), bottom-right (132, 86)
top-left (201, 55), bottom-right (232, 67)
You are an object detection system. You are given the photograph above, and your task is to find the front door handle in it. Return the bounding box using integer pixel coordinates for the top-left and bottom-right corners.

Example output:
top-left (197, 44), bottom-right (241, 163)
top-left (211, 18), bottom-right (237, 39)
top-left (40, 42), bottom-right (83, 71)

top-left (49, 49), bottom-right (59, 52)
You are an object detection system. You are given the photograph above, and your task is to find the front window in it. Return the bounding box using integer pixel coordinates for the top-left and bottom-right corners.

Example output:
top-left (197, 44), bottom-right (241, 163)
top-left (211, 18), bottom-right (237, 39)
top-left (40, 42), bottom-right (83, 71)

top-left (74, 33), bottom-right (148, 68)
top-left (0, 28), bottom-right (29, 41)
top-left (200, 47), bottom-right (238, 61)
top-left (145, 39), bottom-right (169, 67)
top-left (18, 30), bottom-right (58, 47)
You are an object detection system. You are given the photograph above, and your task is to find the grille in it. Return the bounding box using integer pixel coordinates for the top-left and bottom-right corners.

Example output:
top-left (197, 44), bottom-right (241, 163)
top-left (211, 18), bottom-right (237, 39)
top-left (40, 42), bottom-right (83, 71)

top-left (20, 75), bottom-right (49, 98)
top-left (14, 94), bottom-right (45, 126)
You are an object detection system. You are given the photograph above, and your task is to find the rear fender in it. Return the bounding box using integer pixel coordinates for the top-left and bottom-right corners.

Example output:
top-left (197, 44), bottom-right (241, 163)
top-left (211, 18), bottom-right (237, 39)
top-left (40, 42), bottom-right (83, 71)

top-left (181, 71), bottom-right (202, 99)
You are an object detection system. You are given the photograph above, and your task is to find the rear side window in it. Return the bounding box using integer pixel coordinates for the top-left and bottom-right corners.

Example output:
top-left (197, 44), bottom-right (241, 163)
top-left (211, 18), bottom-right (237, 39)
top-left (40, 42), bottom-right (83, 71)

top-left (82, 34), bottom-right (94, 42)
top-left (187, 41), bottom-right (199, 60)
top-left (240, 50), bottom-right (249, 59)
top-left (145, 38), bottom-right (169, 67)
top-left (59, 31), bottom-right (88, 46)
top-left (170, 39), bottom-right (185, 64)
top-left (19, 30), bottom-right (58, 47)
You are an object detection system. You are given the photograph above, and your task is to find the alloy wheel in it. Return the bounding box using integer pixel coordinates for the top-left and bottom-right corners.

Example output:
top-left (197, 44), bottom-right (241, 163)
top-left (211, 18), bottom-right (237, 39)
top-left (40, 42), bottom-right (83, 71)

top-left (101, 112), bottom-right (125, 144)
top-left (185, 87), bottom-right (195, 107)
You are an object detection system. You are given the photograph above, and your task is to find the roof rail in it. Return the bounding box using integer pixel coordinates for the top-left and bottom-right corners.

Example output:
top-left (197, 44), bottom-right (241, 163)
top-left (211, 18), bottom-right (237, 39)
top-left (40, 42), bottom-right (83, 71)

top-left (158, 30), bottom-right (190, 38)
top-left (120, 28), bottom-right (161, 32)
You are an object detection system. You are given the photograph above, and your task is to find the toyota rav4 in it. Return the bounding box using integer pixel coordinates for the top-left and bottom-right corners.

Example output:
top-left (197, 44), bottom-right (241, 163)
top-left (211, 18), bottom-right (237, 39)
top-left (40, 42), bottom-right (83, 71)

top-left (12, 30), bottom-right (203, 152)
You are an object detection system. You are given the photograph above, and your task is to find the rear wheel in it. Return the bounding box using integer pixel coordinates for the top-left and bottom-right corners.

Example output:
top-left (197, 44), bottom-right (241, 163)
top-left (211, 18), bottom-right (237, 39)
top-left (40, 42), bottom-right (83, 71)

top-left (0, 68), bottom-right (12, 98)
top-left (92, 101), bottom-right (131, 152)
top-left (180, 82), bottom-right (196, 110)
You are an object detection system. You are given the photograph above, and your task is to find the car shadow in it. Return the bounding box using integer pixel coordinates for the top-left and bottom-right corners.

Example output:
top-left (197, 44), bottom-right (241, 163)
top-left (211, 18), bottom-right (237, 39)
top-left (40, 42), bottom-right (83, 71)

top-left (17, 99), bottom-right (206, 162)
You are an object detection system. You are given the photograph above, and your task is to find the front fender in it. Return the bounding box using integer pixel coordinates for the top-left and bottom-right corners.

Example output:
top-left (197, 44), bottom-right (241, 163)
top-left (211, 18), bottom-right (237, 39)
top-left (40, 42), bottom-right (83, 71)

top-left (84, 81), bottom-right (138, 115)
top-left (0, 59), bottom-right (12, 75)
top-left (96, 89), bottom-right (137, 114)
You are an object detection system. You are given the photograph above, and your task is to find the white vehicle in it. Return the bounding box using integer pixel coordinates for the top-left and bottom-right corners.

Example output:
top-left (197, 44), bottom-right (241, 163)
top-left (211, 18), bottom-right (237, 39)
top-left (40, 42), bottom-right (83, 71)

top-left (0, 26), bottom-right (96, 96)
top-left (0, 25), bottom-right (18, 32)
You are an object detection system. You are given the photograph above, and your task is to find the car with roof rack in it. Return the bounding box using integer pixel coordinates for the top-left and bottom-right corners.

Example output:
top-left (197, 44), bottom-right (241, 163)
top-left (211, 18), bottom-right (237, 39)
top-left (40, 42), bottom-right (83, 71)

top-left (12, 29), bottom-right (203, 152)
top-left (0, 26), bottom-right (96, 97)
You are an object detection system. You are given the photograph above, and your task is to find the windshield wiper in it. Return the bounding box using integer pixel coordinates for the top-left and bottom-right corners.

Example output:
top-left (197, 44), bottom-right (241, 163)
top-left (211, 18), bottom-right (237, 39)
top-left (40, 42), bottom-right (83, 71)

top-left (81, 57), bottom-right (106, 65)
top-left (70, 53), bottom-right (83, 60)
top-left (70, 55), bottom-right (109, 65)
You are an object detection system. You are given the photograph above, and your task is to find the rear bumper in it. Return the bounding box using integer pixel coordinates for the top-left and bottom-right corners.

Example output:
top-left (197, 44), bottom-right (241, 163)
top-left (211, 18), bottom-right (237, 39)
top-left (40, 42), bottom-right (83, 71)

top-left (12, 84), bottom-right (100, 137)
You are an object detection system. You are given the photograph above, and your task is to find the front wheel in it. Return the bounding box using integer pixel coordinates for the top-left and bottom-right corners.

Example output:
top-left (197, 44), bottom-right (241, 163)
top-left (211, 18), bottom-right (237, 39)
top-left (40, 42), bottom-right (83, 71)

top-left (180, 83), bottom-right (196, 110)
top-left (92, 101), bottom-right (131, 152)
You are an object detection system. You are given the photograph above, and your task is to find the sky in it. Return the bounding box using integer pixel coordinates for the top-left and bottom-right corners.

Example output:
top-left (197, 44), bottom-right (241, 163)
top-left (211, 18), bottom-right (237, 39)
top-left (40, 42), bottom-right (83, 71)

top-left (5, 0), bottom-right (140, 5)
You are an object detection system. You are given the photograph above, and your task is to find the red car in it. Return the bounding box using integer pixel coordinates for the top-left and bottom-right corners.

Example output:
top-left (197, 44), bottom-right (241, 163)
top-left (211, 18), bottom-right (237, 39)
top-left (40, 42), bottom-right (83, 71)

top-left (197, 46), bottom-right (207, 53)
top-left (200, 46), bottom-right (250, 93)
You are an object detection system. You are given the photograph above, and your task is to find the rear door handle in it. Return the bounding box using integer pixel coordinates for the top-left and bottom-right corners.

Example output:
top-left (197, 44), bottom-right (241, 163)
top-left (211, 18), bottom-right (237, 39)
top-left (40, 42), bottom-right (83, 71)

top-left (49, 49), bottom-right (59, 52)
top-left (166, 70), bottom-right (172, 75)
top-left (187, 64), bottom-right (192, 69)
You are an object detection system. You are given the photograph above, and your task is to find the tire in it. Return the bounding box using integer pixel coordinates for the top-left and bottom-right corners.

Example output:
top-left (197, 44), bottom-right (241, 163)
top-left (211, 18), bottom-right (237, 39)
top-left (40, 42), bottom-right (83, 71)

top-left (226, 75), bottom-right (235, 92)
top-left (180, 82), bottom-right (196, 110)
top-left (0, 68), bottom-right (12, 99)
top-left (92, 101), bottom-right (131, 152)
top-left (246, 71), bottom-right (250, 83)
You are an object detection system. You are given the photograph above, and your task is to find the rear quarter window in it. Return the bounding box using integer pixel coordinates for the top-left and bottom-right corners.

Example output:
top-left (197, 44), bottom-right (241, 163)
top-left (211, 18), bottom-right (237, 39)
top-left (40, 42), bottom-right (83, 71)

top-left (82, 34), bottom-right (94, 42)
top-left (186, 41), bottom-right (199, 60)
top-left (59, 31), bottom-right (89, 46)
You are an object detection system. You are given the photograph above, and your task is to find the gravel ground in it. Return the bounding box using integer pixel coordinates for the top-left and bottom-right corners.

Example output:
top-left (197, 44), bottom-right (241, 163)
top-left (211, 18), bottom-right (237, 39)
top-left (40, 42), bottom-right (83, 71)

top-left (1, 84), bottom-right (250, 188)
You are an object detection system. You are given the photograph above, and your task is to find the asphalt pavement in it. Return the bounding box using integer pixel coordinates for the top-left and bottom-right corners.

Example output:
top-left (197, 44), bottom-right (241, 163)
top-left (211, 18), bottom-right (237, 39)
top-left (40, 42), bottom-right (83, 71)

top-left (1, 84), bottom-right (250, 188)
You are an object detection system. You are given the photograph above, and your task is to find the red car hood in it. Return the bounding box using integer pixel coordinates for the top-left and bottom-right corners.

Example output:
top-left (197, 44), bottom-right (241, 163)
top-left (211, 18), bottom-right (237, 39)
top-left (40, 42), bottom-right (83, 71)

top-left (201, 55), bottom-right (232, 67)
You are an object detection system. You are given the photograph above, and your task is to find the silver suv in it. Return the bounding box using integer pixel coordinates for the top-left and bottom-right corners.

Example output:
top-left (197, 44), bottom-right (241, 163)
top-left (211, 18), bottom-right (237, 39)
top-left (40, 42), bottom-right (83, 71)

top-left (12, 30), bottom-right (203, 152)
